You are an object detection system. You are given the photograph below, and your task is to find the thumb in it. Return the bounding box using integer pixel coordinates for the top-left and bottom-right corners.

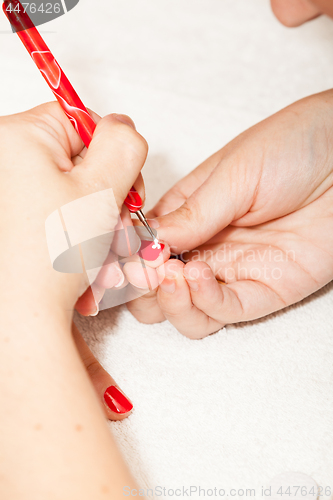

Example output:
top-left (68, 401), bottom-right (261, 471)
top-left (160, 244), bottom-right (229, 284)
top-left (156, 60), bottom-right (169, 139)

top-left (53, 114), bottom-right (148, 289)
top-left (71, 113), bottom-right (148, 209)
top-left (155, 159), bottom-right (258, 253)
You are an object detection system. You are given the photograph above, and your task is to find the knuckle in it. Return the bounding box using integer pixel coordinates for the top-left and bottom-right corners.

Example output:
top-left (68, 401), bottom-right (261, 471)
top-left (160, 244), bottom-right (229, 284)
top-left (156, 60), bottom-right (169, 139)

top-left (128, 130), bottom-right (149, 160)
top-left (84, 359), bottom-right (103, 378)
top-left (184, 261), bottom-right (206, 281)
top-left (176, 199), bottom-right (201, 233)
top-left (102, 115), bottom-right (149, 160)
top-left (158, 296), bottom-right (182, 318)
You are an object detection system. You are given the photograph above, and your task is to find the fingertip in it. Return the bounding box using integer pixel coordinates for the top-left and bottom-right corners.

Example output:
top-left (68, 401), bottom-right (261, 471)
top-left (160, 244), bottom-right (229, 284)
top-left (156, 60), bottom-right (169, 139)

top-left (157, 259), bottom-right (186, 295)
top-left (75, 285), bottom-right (105, 317)
top-left (183, 261), bottom-right (218, 294)
top-left (137, 240), bottom-right (170, 268)
top-left (103, 385), bottom-right (134, 420)
top-left (123, 261), bottom-right (159, 290)
top-left (183, 260), bottom-right (213, 280)
top-left (95, 262), bottom-right (124, 289)
top-left (112, 113), bottom-right (136, 130)
top-left (99, 113), bottom-right (148, 160)
top-left (111, 224), bottom-right (142, 257)
top-left (164, 258), bottom-right (185, 276)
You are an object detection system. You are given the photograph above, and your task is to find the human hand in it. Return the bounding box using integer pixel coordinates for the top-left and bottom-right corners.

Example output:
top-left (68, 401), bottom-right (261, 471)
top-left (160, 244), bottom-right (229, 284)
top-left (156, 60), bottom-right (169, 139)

top-left (127, 91), bottom-right (333, 338)
top-left (0, 101), bottom-right (162, 418)
top-left (0, 101), bottom-right (150, 306)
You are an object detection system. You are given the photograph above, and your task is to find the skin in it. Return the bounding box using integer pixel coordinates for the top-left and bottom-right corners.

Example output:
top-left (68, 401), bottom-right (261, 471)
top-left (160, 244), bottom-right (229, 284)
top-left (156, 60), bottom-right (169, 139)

top-left (127, 91), bottom-right (333, 338)
top-left (270, 0), bottom-right (333, 27)
top-left (0, 102), bottom-right (153, 499)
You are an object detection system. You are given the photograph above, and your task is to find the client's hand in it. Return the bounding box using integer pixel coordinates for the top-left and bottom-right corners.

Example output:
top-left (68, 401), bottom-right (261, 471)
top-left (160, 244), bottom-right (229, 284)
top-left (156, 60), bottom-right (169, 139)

top-left (127, 90), bottom-right (333, 338)
top-left (0, 101), bottom-right (153, 418)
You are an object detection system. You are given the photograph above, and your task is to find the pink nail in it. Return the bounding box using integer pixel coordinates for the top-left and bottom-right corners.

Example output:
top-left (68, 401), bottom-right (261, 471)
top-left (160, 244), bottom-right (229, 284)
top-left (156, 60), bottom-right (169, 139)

top-left (115, 269), bottom-right (125, 288)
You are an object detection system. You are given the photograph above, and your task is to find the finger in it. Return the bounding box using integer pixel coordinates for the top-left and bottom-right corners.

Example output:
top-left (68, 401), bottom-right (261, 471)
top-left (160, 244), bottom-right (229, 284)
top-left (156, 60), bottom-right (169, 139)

top-left (126, 290), bottom-right (165, 324)
top-left (88, 112), bottom-right (145, 202)
top-left (123, 261), bottom-right (160, 290)
top-left (135, 239), bottom-right (170, 268)
top-left (76, 264), bottom-right (130, 316)
top-left (63, 115), bottom-right (148, 291)
top-left (121, 241), bottom-right (168, 291)
top-left (72, 324), bottom-right (133, 420)
top-left (124, 244), bottom-right (170, 324)
top-left (89, 112), bottom-right (145, 203)
top-left (95, 259), bottom-right (125, 289)
top-left (270, 0), bottom-right (321, 27)
top-left (75, 284), bottom-right (105, 317)
top-left (121, 240), bottom-right (170, 269)
top-left (71, 111), bottom-right (144, 201)
top-left (111, 206), bottom-right (141, 257)
top-left (72, 153), bottom-right (144, 201)
top-left (27, 102), bottom-right (85, 160)
top-left (70, 107), bottom-right (102, 165)
top-left (183, 260), bottom-right (286, 325)
top-left (132, 220), bottom-right (171, 266)
top-left (156, 260), bottom-right (222, 339)
top-left (154, 154), bottom-right (260, 254)
top-left (70, 113), bottom-right (148, 210)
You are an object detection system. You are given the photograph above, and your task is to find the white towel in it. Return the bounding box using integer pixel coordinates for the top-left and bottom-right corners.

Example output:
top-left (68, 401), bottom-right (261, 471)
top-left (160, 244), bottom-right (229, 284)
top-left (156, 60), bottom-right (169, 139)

top-left (1, 0), bottom-right (332, 497)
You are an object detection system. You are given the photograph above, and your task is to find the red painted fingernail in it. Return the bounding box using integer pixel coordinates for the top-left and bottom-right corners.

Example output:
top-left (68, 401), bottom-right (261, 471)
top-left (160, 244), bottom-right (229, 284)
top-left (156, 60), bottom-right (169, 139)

top-left (138, 240), bottom-right (165, 261)
top-left (104, 386), bottom-right (133, 414)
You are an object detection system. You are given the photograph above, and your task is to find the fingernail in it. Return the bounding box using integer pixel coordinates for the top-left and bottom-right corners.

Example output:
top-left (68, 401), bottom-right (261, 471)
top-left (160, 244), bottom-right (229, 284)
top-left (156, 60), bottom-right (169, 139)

top-left (113, 114), bottom-right (136, 129)
top-left (159, 277), bottom-right (176, 294)
top-left (89, 303), bottom-right (99, 317)
top-left (185, 278), bottom-right (199, 292)
top-left (104, 386), bottom-right (133, 414)
top-left (114, 269), bottom-right (125, 288)
top-left (138, 240), bottom-right (165, 261)
top-left (147, 219), bottom-right (159, 229)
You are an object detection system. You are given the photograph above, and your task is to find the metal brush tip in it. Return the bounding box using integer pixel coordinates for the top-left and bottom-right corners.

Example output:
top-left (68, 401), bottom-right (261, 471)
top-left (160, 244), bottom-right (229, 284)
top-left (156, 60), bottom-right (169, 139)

top-left (136, 210), bottom-right (161, 248)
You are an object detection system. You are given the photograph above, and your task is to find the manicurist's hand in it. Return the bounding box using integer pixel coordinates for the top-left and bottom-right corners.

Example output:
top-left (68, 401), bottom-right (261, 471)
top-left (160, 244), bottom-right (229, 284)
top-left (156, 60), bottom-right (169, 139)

top-left (127, 90), bottom-right (333, 338)
top-left (0, 101), bottom-right (163, 498)
top-left (0, 101), bottom-right (153, 419)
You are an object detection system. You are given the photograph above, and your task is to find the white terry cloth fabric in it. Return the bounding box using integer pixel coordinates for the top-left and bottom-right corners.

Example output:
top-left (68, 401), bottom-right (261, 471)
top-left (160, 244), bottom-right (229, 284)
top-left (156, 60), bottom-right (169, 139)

top-left (0, 0), bottom-right (333, 497)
